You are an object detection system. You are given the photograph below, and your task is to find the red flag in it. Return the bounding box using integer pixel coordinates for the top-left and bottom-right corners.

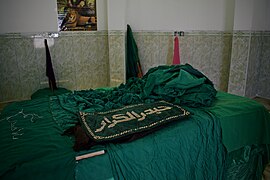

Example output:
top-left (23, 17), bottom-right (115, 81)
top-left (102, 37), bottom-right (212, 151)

top-left (173, 36), bottom-right (180, 65)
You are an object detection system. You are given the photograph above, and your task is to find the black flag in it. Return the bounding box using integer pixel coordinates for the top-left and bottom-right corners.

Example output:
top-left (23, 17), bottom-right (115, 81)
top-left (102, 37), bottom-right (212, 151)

top-left (44, 39), bottom-right (57, 91)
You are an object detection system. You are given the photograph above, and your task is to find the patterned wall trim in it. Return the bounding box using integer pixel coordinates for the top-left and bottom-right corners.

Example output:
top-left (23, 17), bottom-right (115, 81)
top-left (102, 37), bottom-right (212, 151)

top-left (184, 30), bottom-right (233, 36)
top-left (108, 30), bottom-right (125, 36)
top-left (263, 31), bottom-right (270, 36)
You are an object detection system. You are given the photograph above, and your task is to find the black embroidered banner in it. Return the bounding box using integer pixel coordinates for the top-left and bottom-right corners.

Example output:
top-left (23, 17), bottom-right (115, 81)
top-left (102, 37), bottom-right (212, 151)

top-left (79, 101), bottom-right (190, 142)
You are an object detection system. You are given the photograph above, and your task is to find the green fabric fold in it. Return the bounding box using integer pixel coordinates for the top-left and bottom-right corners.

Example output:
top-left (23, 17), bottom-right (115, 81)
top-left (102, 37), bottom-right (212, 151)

top-left (0, 98), bottom-right (76, 180)
top-left (51, 64), bottom-right (217, 131)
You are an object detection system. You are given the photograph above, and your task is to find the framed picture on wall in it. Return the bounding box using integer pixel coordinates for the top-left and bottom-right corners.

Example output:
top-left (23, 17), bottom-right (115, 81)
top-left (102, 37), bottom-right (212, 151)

top-left (57, 0), bottom-right (97, 31)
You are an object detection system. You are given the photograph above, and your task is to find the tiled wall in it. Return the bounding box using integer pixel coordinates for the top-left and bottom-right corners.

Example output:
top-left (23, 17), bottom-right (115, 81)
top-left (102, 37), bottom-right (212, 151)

top-left (0, 30), bottom-right (269, 103)
top-left (0, 31), bottom-right (110, 102)
top-left (108, 31), bottom-right (125, 87)
top-left (245, 32), bottom-right (263, 98)
top-left (228, 32), bottom-right (251, 96)
top-left (228, 31), bottom-right (270, 99)
top-left (133, 31), bottom-right (232, 92)
top-left (133, 30), bottom-right (269, 98)
top-left (258, 32), bottom-right (270, 99)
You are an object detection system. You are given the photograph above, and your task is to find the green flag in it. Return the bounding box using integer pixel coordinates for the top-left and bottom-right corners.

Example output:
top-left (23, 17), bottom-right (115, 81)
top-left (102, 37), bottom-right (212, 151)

top-left (126, 24), bottom-right (143, 80)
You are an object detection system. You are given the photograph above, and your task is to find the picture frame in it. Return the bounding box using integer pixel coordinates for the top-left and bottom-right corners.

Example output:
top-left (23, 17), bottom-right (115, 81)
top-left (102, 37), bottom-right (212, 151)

top-left (57, 0), bottom-right (97, 31)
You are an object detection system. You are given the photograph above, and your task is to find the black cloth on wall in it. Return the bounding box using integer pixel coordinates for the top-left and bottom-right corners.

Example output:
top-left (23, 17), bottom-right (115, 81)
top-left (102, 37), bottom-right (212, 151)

top-left (44, 39), bottom-right (57, 90)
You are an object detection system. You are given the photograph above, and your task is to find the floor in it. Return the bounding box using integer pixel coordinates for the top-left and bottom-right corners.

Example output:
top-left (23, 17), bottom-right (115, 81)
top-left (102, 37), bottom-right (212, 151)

top-left (0, 102), bottom-right (12, 112)
top-left (253, 96), bottom-right (270, 112)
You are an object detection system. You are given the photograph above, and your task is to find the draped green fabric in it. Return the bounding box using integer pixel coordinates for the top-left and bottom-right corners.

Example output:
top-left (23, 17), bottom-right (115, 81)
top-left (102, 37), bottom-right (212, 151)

top-left (74, 92), bottom-right (270, 180)
top-left (141, 64), bottom-right (216, 107)
top-left (1, 91), bottom-right (269, 180)
top-left (51, 64), bottom-right (217, 131)
top-left (208, 91), bottom-right (270, 152)
top-left (107, 107), bottom-right (226, 180)
top-left (0, 64), bottom-right (270, 180)
top-left (225, 144), bottom-right (268, 180)
top-left (0, 63), bottom-right (269, 179)
top-left (31, 87), bottom-right (71, 99)
top-left (0, 98), bottom-right (76, 180)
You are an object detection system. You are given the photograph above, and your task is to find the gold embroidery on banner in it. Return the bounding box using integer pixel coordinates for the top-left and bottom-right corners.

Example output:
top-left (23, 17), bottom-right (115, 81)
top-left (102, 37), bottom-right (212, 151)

top-left (79, 101), bottom-right (190, 141)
